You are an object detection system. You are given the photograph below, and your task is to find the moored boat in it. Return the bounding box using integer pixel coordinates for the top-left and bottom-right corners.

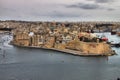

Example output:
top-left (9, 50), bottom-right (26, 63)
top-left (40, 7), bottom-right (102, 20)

top-left (117, 32), bottom-right (120, 36)
top-left (111, 30), bottom-right (117, 35)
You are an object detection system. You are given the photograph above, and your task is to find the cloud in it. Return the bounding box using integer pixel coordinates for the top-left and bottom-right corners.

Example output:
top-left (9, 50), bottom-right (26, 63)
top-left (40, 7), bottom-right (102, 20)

top-left (51, 10), bottom-right (82, 17)
top-left (65, 2), bottom-right (116, 11)
top-left (107, 8), bottom-right (115, 11)
top-left (0, 0), bottom-right (119, 21)
top-left (66, 3), bottom-right (100, 10)
top-left (96, 0), bottom-right (114, 3)
top-left (87, 0), bottom-right (114, 3)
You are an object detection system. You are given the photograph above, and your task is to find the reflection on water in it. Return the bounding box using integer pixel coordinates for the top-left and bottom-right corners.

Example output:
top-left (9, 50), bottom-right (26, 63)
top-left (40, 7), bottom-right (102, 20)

top-left (0, 33), bottom-right (120, 80)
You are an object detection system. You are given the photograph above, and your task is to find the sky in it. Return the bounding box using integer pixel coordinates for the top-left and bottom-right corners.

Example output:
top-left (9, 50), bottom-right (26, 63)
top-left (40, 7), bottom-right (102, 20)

top-left (0, 0), bottom-right (120, 21)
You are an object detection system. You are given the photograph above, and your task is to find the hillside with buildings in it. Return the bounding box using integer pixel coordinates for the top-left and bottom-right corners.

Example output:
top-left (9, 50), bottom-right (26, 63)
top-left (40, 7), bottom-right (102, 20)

top-left (0, 20), bottom-right (119, 56)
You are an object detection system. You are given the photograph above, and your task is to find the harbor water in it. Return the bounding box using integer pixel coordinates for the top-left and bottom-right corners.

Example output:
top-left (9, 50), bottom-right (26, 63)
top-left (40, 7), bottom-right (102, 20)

top-left (0, 33), bottom-right (120, 80)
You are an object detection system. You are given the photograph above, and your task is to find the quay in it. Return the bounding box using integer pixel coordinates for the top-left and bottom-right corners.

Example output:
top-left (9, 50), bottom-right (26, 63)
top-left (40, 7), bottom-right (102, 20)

top-left (13, 44), bottom-right (116, 57)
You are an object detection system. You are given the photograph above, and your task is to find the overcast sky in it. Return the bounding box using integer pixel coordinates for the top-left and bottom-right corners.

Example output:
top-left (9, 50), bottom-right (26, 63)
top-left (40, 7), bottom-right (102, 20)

top-left (0, 0), bottom-right (120, 21)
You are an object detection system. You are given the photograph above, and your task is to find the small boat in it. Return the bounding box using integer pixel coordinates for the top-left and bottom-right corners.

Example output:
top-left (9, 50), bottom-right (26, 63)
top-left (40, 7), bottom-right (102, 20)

top-left (101, 37), bottom-right (108, 41)
top-left (111, 30), bottom-right (117, 35)
top-left (110, 42), bottom-right (120, 47)
top-left (101, 35), bottom-right (108, 42)
top-left (117, 32), bottom-right (120, 36)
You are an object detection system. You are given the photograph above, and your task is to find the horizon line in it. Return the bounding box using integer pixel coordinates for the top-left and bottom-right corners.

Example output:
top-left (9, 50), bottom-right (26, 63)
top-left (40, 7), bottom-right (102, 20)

top-left (0, 19), bottom-right (120, 23)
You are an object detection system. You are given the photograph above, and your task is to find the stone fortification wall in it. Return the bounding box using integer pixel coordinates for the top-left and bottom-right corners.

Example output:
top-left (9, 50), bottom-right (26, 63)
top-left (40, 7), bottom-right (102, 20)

top-left (66, 40), bottom-right (112, 55)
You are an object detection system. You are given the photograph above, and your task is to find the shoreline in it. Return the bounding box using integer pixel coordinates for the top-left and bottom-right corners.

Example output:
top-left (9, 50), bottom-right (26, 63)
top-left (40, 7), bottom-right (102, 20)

top-left (12, 43), bottom-right (116, 57)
